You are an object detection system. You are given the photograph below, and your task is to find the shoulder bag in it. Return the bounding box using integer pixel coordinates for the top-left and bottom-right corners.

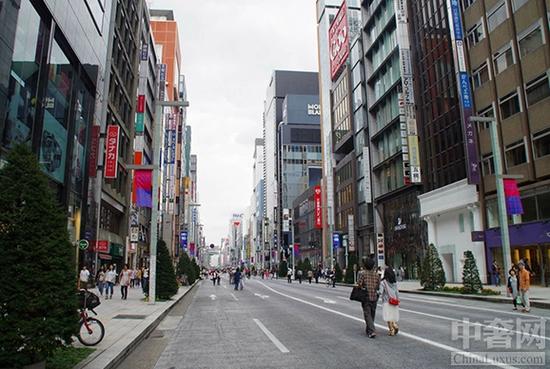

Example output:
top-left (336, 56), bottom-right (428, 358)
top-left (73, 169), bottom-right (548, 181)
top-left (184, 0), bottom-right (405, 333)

top-left (350, 285), bottom-right (368, 303)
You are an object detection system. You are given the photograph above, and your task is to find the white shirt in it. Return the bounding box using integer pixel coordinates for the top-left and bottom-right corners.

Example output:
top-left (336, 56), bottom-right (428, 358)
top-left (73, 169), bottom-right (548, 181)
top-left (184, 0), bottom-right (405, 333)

top-left (143, 269), bottom-right (149, 278)
top-left (105, 270), bottom-right (117, 283)
top-left (120, 270), bottom-right (131, 286)
top-left (80, 269), bottom-right (90, 283)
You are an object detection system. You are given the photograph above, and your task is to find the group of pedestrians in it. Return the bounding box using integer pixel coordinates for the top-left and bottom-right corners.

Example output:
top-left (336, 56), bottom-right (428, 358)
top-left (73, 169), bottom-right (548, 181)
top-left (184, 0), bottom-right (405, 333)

top-left (507, 260), bottom-right (532, 312)
top-left (356, 257), bottom-right (400, 339)
top-left (80, 264), bottom-right (150, 300)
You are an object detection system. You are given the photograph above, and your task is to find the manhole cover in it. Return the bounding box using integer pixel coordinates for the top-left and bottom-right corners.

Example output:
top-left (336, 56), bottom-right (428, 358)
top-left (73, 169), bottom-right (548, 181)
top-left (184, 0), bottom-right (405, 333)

top-left (113, 314), bottom-right (147, 319)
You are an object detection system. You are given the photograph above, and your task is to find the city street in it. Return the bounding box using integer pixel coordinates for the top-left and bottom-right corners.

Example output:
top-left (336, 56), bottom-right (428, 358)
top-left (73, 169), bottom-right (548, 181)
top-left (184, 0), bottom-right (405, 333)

top-left (116, 276), bottom-right (550, 369)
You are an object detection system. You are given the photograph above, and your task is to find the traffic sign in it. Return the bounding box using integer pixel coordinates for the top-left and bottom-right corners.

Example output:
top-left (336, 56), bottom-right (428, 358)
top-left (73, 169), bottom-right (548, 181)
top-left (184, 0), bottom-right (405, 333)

top-left (78, 239), bottom-right (89, 251)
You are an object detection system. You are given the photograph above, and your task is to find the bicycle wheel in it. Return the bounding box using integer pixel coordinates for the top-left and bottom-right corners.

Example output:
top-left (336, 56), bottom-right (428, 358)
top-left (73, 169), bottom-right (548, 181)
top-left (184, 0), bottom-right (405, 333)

top-left (77, 317), bottom-right (105, 346)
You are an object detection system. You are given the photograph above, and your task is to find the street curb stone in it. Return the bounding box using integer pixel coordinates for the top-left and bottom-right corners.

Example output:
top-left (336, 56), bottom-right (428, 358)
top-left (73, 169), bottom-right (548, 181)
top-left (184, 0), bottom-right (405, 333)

top-left (74, 280), bottom-right (200, 369)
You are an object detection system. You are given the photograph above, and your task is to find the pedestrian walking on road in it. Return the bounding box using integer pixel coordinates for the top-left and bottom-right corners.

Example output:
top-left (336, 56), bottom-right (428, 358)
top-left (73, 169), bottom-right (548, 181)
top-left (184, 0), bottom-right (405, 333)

top-left (234, 268), bottom-right (242, 291)
top-left (141, 266), bottom-right (149, 297)
top-left (297, 269), bottom-right (303, 284)
top-left (518, 262), bottom-right (531, 312)
top-left (357, 258), bottom-right (380, 338)
top-left (135, 268), bottom-right (142, 288)
top-left (119, 264), bottom-right (131, 300)
top-left (507, 268), bottom-right (524, 311)
top-left (105, 265), bottom-right (117, 299)
top-left (212, 271), bottom-right (218, 286)
top-left (79, 265), bottom-right (90, 289)
top-left (379, 267), bottom-right (400, 336)
top-left (287, 268), bottom-right (293, 283)
top-left (492, 260), bottom-right (501, 286)
top-left (307, 270), bottom-right (313, 284)
top-left (96, 266), bottom-right (106, 297)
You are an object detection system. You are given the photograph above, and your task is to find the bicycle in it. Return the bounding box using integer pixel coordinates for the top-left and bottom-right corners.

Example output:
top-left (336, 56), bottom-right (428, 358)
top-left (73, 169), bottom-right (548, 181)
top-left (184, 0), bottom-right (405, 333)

top-left (77, 290), bottom-right (105, 346)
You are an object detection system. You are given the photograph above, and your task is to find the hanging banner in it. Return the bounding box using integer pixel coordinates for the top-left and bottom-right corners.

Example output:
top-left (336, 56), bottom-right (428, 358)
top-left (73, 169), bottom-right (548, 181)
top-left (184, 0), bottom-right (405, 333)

top-left (282, 208), bottom-right (290, 233)
top-left (347, 214), bottom-right (355, 252)
top-left (180, 231), bottom-right (188, 249)
top-left (133, 169), bottom-right (152, 208)
top-left (104, 125), bottom-right (119, 179)
top-left (504, 179), bottom-right (524, 215)
top-left (329, 0), bottom-right (349, 81)
top-left (88, 125), bottom-right (100, 177)
top-left (376, 233), bottom-right (385, 266)
top-left (314, 186), bottom-right (322, 229)
top-left (363, 147), bottom-right (372, 203)
top-left (332, 233), bottom-right (340, 249)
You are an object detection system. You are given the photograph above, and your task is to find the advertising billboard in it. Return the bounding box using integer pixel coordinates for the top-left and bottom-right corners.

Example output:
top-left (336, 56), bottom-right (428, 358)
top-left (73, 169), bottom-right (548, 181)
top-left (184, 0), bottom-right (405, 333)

top-left (329, 0), bottom-right (349, 81)
top-left (104, 125), bottom-right (119, 179)
top-left (314, 186), bottom-right (322, 229)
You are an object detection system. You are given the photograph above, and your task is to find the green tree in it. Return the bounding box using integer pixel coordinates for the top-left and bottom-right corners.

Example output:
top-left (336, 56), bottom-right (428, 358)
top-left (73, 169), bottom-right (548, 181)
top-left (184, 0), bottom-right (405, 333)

top-left (278, 260), bottom-right (288, 278)
top-left (302, 257), bottom-right (312, 273)
top-left (156, 240), bottom-right (178, 299)
top-left (420, 243), bottom-right (446, 291)
top-left (190, 258), bottom-right (200, 283)
top-left (0, 145), bottom-right (78, 367)
top-left (176, 252), bottom-right (193, 284)
top-left (345, 254), bottom-right (358, 284)
top-left (462, 250), bottom-right (483, 294)
top-left (296, 259), bottom-right (304, 277)
top-left (335, 262), bottom-right (343, 282)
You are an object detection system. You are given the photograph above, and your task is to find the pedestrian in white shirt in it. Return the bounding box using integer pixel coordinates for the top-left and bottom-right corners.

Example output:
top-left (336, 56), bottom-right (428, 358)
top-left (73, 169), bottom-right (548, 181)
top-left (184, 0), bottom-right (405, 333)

top-left (119, 264), bottom-right (131, 300)
top-left (105, 265), bottom-right (117, 299)
top-left (79, 266), bottom-right (90, 289)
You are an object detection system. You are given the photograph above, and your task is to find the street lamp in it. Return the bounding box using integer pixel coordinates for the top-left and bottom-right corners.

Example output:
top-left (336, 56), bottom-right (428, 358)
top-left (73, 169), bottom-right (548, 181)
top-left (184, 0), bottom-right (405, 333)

top-left (469, 116), bottom-right (512, 279)
top-left (139, 100), bottom-right (189, 304)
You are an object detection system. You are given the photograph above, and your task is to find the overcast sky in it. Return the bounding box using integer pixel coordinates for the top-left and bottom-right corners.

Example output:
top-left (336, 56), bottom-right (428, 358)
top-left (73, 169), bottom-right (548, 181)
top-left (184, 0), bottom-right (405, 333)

top-left (149, 0), bottom-right (319, 245)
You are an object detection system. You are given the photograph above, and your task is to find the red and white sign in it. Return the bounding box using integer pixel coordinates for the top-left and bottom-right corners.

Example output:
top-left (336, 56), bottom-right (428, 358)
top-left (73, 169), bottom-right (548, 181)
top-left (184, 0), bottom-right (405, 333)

top-left (88, 125), bottom-right (100, 178)
top-left (233, 221), bottom-right (241, 227)
top-left (314, 185), bottom-right (322, 229)
top-left (137, 95), bottom-right (145, 113)
top-left (329, 0), bottom-right (349, 81)
top-left (104, 125), bottom-right (119, 179)
top-left (94, 240), bottom-right (109, 253)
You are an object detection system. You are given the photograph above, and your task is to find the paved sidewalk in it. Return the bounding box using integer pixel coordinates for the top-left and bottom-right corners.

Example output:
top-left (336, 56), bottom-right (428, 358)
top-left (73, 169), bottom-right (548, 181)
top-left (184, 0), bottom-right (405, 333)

top-left (398, 280), bottom-right (550, 308)
top-left (75, 282), bottom-right (196, 369)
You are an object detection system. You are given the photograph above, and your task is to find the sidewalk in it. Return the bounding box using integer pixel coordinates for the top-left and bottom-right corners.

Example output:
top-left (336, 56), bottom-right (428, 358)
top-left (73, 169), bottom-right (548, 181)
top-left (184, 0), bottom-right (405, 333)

top-left (398, 280), bottom-right (550, 309)
top-left (75, 282), bottom-right (197, 369)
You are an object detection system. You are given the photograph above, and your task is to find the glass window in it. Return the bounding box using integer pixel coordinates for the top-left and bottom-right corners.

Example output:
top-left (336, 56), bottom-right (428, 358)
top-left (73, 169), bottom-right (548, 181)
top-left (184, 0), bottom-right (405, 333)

top-left (521, 196), bottom-right (537, 222)
top-left (467, 22), bottom-right (485, 47)
top-left (533, 129), bottom-right (550, 158)
top-left (526, 75), bottom-right (550, 106)
top-left (472, 63), bottom-right (490, 88)
top-left (499, 92), bottom-right (520, 119)
top-left (493, 45), bottom-right (514, 74)
top-left (538, 192), bottom-right (550, 219)
top-left (70, 85), bottom-right (93, 193)
top-left (2, 0), bottom-right (49, 150)
top-left (505, 140), bottom-right (527, 167)
top-left (518, 25), bottom-right (544, 57)
top-left (487, 1), bottom-right (508, 32)
top-left (40, 38), bottom-right (73, 183)
top-left (482, 154), bottom-right (494, 175)
top-left (512, 0), bottom-right (529, 12)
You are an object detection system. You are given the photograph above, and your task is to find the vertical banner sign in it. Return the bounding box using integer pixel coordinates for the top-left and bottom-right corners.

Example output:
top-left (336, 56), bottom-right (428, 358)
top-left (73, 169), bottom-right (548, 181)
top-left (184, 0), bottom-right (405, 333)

top-left (180, 231), bottom-right (188, 249)
top-left (504, 179), bottom-right (524, 215)
top-left (88, 125), bottom-right (100, 177)
top-left (314, 186), bottom-right (323, 229)
top-left (140, 42), bottom-right (148, 61)
top-left (447, 0), bottom-right (480, 184)
top-left (104, 125), bottom-right (119, 179)
top-left (395, 0), bottom-right (421, 184)
top-left (376, 233), bottom-right (385, 266)
top-left (329, 0), bottom-right (349, 81)
top-left (293, 244), bottom-right (300, 257)
top-left (332, 233), bottom-right (340, 250)
top-left (362, 147), bottom-right (372, 203)
top-left (282, 208), bottom-right (290, 232)
top-left (159, 64), bottom-right (166, 101)
top-left (347, 214), bottom-right (355, 252)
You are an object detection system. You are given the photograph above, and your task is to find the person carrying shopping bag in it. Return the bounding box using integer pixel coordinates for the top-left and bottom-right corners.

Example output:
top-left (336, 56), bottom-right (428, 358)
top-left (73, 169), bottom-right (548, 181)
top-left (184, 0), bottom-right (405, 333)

top-left (379, 266), bottom-right (400, 336)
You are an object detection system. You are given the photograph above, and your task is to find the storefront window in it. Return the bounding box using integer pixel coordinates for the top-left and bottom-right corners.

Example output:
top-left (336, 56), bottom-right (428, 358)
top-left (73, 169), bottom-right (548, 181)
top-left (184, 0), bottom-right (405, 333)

top-left (40, 38), bottom-right (73, 183)
top-left (2, 0), bottom-right (49, 150)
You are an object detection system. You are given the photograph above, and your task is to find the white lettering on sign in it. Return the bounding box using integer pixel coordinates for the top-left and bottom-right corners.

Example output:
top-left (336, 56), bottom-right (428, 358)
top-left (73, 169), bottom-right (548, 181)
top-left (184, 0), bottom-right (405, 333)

top-left (307, 104), bottom-right (321, 116)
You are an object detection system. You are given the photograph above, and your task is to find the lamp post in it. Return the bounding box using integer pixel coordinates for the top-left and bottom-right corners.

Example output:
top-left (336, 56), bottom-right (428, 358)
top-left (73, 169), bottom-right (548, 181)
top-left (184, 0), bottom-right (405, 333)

top-left (469, 116), bottom-right (512, 278)
top-left (144, 100), bottom-right (189, 304)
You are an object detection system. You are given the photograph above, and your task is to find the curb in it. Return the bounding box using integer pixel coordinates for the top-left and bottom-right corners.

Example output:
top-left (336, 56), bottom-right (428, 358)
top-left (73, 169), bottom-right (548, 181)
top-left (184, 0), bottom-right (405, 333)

top-left (399, 289), bottom-right (550, 309)
top-left (74, 280), bottom-right (200, 369)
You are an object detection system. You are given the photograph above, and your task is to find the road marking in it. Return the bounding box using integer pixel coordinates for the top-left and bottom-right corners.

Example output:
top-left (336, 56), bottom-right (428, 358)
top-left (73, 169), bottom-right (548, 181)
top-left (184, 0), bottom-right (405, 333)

top-left (399, 295), bottom-right (549, 320)
top-left (209, 294), bottom-right (216, 301)
top-left (222, 285), bottom-right (227, 289)
top-left (315, 296), bottom-right (336, 304)
top-left (254, 293), bottom-right (270, 299)
top-left (384, 304), bottom-right (550, 343)
top-left (253, 318), bottom-right (290, 353)
top-left (337, 296), bottom-right (349, 301)
top-left (230, 293), bottom-right (239, 301)
top-left (257, 281), bottom-right (519, 369)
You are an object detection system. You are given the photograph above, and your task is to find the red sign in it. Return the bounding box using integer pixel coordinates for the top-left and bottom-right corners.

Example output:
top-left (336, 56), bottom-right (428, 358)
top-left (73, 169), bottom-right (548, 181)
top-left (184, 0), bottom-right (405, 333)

top-left (233, 221), bottom-right (241, 227)
top-left (88, 125), bottom-right (100, 177)
top-left (137, 95), bottom-right (145, 113)
top-left (93, 240), bottom-right (109, 253)
top-left (314, 185), bottom-right (322, 229)
top-left (104, 125), bottom-right (119, 179)
top-left (329, 0), bottom-right (349, 81)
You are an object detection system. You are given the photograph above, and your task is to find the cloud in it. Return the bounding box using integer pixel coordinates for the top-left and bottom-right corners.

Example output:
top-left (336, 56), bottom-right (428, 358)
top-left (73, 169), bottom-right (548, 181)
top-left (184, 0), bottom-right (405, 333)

top-left (150, 0), bottom-right (318, 245)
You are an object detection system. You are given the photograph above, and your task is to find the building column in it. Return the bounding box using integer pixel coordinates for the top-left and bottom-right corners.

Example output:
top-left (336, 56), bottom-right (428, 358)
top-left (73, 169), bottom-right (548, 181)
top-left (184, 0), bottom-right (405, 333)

top-left (423, 215), bottom-right (436, 246)
top-left (468, 203), bottom-right (488, 283)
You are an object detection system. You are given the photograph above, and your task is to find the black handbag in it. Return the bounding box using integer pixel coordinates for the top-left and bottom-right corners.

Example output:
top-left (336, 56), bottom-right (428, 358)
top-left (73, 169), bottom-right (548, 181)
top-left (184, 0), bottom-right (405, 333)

top-left (350, 286), bottom-right (368, 302)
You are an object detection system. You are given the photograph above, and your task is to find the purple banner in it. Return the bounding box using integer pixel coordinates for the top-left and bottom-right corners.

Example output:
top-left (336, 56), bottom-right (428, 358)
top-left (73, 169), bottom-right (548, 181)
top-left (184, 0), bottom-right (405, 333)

top-left (485, 221), bottom-right (550, 248)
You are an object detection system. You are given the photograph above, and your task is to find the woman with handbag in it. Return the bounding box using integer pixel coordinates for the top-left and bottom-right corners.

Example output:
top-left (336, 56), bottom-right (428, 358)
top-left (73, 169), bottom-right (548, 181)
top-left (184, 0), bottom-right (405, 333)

top-left (379, 267), bottom-right (400, 336)
top-left (507, 268), bottom-right (524, 311)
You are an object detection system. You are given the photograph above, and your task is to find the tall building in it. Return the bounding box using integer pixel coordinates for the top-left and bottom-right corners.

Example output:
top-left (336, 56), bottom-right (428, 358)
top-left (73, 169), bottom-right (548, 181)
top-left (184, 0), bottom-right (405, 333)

top-left (263, 70), bottom-right (319, 264)
top-left (461, 0), bottom-right (550, 285)
top-left (411, 0), bottom-right (486, 283)
top-left (0, 0), bottom-right (111, 268)
top-left (361, 0), bottom-right (425, 275)
top-left (252, 138), bottom-right (265, 266)
top-left (150, 9), bottom-right (190, 259)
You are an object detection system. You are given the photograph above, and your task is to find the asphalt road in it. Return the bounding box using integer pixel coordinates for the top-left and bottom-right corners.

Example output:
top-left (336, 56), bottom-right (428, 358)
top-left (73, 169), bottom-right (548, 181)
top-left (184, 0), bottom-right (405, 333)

top-left (122, 275), bottom-right (550, 369)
